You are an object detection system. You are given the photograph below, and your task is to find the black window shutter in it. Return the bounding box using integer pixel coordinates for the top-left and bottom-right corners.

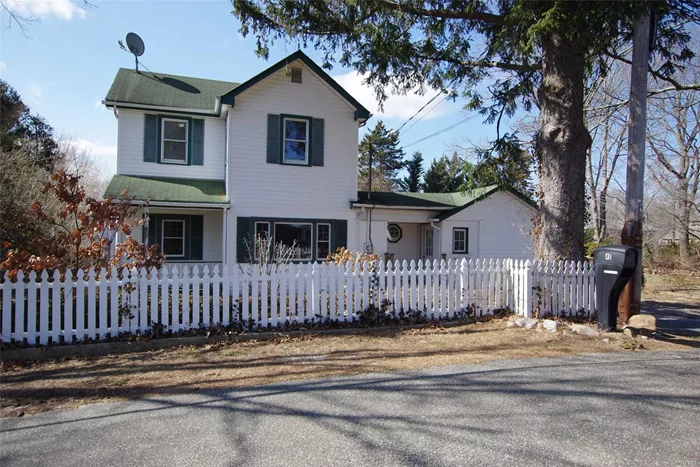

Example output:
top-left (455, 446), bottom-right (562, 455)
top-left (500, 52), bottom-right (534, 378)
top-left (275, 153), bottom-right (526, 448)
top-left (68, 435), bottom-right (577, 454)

top-left (311, 118), bottom-right (324, 167)
top-left (189, 215), bottom-right (204, 260)
top-left (465, 228), bottom-right (469, 254)
top-left (331, 220), bottom-right (347, 257)
top-left (236, 217), bottom-right (252, 262)
top-left (191, 119), bottom-right (205, 166)
top-left (143, 114), bottom-right (158, 163)
top-left (266, 114), bottom-right (281, 164)
top-left (147, 214), bottom-right (160, 252)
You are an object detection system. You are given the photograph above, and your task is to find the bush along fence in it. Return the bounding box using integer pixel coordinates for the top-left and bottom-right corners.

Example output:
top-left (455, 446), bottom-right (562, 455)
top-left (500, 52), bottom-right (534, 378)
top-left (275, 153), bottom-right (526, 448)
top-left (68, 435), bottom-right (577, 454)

top-left (0, 258), bottom-right (595, 346)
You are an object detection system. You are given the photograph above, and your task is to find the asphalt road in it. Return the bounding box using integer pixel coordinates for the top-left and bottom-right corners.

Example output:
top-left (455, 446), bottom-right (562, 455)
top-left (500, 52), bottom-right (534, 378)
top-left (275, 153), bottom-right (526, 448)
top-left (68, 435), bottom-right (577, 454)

top-left (2, 350), bottom-right (699, 467)
top-left (643, 300), bottom-right (700, 336)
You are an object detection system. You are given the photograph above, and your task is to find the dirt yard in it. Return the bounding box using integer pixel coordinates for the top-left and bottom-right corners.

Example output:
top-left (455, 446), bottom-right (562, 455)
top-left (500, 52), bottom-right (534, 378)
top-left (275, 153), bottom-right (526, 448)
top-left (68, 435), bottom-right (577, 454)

top-left (643, 272), bottom-right (700, 304)
top-left (2, 318), bottom-right (697, 418)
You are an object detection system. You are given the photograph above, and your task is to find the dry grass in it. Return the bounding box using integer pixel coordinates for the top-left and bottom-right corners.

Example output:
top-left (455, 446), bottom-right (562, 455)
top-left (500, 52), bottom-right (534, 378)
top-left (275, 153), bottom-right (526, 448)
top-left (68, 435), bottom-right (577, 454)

top-left (1, 319), bottom-right (695, 417)
top-left (643, 272), bottom-right (700, 304)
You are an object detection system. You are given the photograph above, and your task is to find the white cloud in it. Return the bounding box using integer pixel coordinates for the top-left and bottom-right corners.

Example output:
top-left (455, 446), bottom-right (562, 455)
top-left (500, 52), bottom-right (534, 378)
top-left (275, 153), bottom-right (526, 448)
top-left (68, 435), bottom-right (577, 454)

top-left (332, 71), bottom-right (454, 121)
top-left (28, 84), bottom-right (43, 99)
top-left (6, 0), bottom-right (86, 21)
top-left (73, 139), bottom-right (117, 158)
top-left (0, 61), bottom-right (6, 71)
top-left (94, 99), bottom-right (102, 109)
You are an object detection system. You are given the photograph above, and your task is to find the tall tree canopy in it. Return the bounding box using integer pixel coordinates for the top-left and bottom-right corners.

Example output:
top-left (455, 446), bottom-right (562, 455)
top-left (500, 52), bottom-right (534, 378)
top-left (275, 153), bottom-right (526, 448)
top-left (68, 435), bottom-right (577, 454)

top-left (398, 150), bottom-right (424, 192)
top-left (232, 0), bottom-right (699, 260)
top-left (358, 120), bottom-right (405, 191)
top-left (1, 79), bottom-right (59, 171)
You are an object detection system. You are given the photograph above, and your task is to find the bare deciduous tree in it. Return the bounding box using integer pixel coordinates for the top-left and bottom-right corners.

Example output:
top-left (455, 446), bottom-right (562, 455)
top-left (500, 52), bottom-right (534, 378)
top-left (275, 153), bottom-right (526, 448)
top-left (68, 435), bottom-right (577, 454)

top-left (647, 63), bottom-right (700, 260)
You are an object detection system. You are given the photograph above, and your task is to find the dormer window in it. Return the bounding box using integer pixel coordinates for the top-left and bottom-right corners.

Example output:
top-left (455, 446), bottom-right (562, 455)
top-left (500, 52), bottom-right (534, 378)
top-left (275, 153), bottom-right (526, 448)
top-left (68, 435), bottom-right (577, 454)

top-left (161, 118), bottom-right (188, 164)
top-left (290, 67), bottom-right (302, 83)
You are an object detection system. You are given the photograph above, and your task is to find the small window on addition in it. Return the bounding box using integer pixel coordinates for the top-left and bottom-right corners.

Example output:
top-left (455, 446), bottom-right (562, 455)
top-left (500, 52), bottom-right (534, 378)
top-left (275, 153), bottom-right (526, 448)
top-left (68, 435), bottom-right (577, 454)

top-left (453, 228), bottom-right (468, 253)
top-left (290, 67), bottom-right (302, 83)
top-left (387, 224), bottom-right (402, 243)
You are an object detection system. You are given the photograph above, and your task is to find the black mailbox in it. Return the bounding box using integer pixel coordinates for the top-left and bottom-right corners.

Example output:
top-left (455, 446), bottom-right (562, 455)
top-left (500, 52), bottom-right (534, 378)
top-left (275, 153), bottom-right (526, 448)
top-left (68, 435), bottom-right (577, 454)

top-left (594, 245), bottom-right (638, 331)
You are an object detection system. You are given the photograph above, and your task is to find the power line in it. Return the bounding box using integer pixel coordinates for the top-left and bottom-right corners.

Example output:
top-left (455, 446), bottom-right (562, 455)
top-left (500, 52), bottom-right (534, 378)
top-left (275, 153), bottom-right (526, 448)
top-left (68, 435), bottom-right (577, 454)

top-left (394, 89), bottom-right (446, 135)
top-left (401, 93), bottom-right (450, 135)
top-left (402, 116), bottom-right (472, 149)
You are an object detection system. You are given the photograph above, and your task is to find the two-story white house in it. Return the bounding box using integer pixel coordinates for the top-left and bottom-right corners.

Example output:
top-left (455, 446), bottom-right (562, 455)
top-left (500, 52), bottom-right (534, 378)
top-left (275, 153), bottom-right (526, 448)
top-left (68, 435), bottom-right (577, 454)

top-left (103, 51), bottom-right (537, 265)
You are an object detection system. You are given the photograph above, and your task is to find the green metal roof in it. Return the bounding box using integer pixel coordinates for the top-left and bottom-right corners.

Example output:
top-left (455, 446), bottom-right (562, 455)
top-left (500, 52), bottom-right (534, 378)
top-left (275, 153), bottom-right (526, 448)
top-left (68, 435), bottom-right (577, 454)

top-left (356, 186), bottom-right (497, 208)
top-left (104, 68), bottom-right (239, 111)
top-left (355, 186), bottom-right (536, 221)
top-left (104, 175), bottom-right (228, 204)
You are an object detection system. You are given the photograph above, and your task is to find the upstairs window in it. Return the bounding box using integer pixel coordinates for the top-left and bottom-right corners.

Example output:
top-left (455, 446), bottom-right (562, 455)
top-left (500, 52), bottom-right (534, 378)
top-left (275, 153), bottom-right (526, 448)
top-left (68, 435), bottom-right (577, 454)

top-left (161, 118), bottom-right (188, 164)
top-left (283, 118), bottom-right (309, 165)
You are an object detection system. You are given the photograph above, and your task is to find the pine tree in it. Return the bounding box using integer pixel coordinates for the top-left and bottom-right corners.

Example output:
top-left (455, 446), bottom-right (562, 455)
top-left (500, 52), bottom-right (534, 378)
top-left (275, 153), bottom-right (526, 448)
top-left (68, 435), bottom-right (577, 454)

top-left (397, 151), bottom-right (424, 192)
top-left (358, 121), bottom-right (405, 191)
top-left (423, 153), bottom-right (469, 193)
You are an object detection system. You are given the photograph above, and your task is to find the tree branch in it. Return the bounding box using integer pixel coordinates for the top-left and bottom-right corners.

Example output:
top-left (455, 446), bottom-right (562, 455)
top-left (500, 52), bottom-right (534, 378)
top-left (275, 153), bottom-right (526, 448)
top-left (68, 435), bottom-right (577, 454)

top-left (415, 52), bottom-right (540, 73)
top-left (378, 0), bottom-right (504, 24)
top-left (605, 50), bottom-right (700, 92)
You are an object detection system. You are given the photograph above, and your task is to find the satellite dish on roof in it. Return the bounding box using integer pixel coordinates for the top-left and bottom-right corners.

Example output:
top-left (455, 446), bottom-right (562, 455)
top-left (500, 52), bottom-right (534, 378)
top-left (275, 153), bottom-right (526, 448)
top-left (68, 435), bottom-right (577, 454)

top-left (126, 33), bottom-right (145, 56)
top-left (118, 32), bottom-right (146, 72)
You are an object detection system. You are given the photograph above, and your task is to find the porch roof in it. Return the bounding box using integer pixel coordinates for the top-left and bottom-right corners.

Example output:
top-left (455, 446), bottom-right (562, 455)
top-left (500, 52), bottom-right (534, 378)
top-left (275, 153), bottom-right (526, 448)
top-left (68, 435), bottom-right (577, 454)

top-left (104, 175), bottom-right (228, 205)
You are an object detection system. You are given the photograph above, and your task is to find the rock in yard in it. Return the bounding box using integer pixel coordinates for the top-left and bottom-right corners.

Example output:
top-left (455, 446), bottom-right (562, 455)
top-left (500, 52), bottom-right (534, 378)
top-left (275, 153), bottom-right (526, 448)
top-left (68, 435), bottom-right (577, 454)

top-left (602, 338), bottom-right (610, 344)
top-left (514, 317), bottom-right (538, 329)
top-left (628, 314), bottom-right (656, 331)
top-left (623, 327), bottom-right (637, 338)
top-left (542, 319), bottom-right (560, 332)
top-left (570, 324), bottom-right (600, 337)
top-left (506, 320), bottom-right (517, 328)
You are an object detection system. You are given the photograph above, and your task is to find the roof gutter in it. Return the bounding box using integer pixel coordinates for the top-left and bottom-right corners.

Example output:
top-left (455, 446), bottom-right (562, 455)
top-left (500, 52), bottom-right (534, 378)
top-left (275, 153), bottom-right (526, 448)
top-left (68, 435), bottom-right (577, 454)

top-left (351, 203), bottom-right (453, 211)
top-left (120, 199), bottom-right (230, 209)
top-left (102, 100), bottom-right (219, 116)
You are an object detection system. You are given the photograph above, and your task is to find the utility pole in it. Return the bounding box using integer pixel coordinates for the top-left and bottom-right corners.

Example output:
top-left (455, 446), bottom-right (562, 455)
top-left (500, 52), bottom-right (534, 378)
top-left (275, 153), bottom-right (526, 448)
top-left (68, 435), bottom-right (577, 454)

top-left (619, 10), bottom-right (651, 323)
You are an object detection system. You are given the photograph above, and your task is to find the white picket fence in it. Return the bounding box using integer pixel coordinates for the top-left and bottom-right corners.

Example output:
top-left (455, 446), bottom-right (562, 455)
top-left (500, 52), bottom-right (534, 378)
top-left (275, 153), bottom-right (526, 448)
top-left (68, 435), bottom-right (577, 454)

top-left (0, 258), bottom-right (595, 346)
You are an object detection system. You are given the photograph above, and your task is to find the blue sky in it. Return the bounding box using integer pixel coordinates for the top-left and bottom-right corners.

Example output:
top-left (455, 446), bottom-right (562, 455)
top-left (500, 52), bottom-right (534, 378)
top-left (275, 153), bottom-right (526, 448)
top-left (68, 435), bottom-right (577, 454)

top-left (1, 0), bottom-right (518, 180)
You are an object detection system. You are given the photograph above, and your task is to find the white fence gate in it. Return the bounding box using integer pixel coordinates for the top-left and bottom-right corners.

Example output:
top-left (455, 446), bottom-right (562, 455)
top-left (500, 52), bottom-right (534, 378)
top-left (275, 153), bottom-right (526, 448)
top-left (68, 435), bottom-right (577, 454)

top-left (0, 258), bottom-right (595, 346)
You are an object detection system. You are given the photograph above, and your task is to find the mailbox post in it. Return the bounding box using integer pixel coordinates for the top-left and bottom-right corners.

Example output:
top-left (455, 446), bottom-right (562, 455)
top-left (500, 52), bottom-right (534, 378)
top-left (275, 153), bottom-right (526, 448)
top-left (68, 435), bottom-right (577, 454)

top-left (594, 245), bottom-right (638, 331)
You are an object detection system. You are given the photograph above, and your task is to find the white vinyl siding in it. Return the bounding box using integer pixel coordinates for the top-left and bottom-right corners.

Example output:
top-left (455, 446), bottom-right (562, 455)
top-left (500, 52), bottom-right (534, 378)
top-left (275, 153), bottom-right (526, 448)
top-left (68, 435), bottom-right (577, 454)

top-left (116, 110), bottom-right (226, 180)
top-left (440, 192), bottom-right (535, 260)
top-left (226, 59), bottom-right (360, 262)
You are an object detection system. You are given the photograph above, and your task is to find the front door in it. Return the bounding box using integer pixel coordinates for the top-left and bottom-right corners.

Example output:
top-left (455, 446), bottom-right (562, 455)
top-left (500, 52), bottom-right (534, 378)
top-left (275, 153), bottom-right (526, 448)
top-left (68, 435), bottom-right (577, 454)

top-left (421, 224), bottom-right (434, 261)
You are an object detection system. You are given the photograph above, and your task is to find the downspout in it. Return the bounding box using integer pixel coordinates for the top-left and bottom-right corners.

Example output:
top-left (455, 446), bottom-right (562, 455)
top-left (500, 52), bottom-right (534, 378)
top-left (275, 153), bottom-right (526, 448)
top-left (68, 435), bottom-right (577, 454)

top-left (430, 218), bottom-right (441, 258)
top-left (222, 206), bottom-right (229, 266)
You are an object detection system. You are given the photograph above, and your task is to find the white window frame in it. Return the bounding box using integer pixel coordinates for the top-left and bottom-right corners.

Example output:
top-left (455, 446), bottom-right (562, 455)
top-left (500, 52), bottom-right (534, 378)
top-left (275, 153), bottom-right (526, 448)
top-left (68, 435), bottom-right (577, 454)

top-left (161, 118), bottom-right (189, 164)
top-left (274, 222), bottom-right (313, 261)
top-left (254, 221), bottom-right (270, 261)
top-left (161, 219), bottom-right (186, 258)
top-left (316, 223), bottom-right (332, 260)
top-left (453, 228), bottom-right (468, 253)
top-left (282, 117), bottom-right (309, 165)
top-left (387, 224), bottom-right (402, 243)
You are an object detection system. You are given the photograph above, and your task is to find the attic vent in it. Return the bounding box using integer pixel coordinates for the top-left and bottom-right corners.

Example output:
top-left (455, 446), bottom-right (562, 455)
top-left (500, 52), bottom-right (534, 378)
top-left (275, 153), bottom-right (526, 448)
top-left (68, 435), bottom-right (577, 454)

top-left (290, 67), bottom-right (302, 83)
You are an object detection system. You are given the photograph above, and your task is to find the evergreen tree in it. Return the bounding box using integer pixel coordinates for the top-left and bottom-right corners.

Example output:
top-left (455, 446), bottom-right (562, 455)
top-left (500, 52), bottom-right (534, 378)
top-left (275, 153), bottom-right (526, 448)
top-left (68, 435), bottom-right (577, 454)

top-left (358, 120), bottom-right (405, 191)
top-left (233, 0), bottom-right (698, 260)
top-left (397, 151), bottom-right (424, 192)
top-left (423, 153), bottom-right (469, 193)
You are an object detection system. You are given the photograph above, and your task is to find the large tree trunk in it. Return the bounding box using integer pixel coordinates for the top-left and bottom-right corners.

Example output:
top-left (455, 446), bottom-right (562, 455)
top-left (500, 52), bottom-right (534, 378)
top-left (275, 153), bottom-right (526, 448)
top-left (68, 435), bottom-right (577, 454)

top-left (536, 31), bottom-right (592, 260)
